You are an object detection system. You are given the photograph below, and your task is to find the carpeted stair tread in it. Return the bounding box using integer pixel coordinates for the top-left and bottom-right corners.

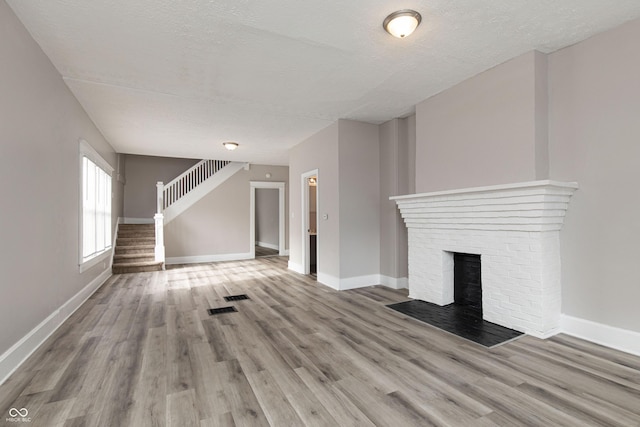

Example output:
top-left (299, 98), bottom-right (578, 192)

top-left (118, 223), bottom-right (154, 229)
top-left (116, 231), bottom-right (155, 238)
top-left (116, 237), bottom-right (155, 246)
top-left (114, 253), bottom-right (155, 262)
top-left (113, 260), bottom-right (163, 267)
top-left (112, 261), bottom-right (163, 274)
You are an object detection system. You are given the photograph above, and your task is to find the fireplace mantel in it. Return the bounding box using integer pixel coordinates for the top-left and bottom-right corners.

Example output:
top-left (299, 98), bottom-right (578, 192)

top-left (392, 180), bottom-right (578, 338)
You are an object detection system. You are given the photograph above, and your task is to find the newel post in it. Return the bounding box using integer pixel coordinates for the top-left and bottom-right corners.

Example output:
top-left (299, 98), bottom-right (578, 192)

top-left (154, 181), bottom-right (165, 269)
top-left (156, 181), bottom-right (164, 214)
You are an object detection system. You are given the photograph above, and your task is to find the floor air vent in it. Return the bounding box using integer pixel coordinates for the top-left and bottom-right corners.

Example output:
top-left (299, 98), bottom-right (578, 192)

top-left (224, 294), bottom-right (250, 302)
top-left (207, 306), bottom-right (237, 315)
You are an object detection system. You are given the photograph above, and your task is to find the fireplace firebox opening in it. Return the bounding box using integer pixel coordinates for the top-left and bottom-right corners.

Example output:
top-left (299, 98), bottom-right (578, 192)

top-left (453, 252), bottom-right (482, 315)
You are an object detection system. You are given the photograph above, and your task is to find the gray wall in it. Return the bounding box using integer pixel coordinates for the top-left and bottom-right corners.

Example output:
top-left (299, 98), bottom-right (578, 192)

top-left (379, 117), bottom-right (413, 280)
top-left (289, 122), bottom-right (341, 277)
top-left (410, 22), bottom-right (640, 333)
top-left (255, 188), bottom-right (279, 247)
top-left (289, 120), bottom-right (380, 283)
top-left (338, 120), bottom-right (380, 279)
top-left (549, 18), bottom-right (640, 332)
top-left (0, 1), bottom-right (122, 356)
top-left (165, 164), bottom-right (289, 258)
top-left (123, 154), bottom-right (198, 219)
top-left (415, 51), bottom-right (549, 193)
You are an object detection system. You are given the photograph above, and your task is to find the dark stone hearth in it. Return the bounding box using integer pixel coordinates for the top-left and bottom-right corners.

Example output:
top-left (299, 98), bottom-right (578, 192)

top-left (387, 300), bottom-right (523, 347)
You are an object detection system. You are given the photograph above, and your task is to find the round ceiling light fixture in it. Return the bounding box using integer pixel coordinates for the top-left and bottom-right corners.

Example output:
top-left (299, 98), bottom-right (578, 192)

top-left (223, 142), bottom-right (239, 151)
top-left (383, 9), bottom-right (422, 38)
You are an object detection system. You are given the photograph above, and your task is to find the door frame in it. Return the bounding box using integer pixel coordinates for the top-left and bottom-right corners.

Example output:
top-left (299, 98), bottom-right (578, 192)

top-left (250, 181), bottom-right (286, 257)
top-left (301, 169), bottom-right (319, 275)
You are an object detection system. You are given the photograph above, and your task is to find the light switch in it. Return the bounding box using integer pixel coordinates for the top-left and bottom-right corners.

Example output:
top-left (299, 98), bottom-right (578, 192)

top-left (323, 213), bottom-right (328, 220)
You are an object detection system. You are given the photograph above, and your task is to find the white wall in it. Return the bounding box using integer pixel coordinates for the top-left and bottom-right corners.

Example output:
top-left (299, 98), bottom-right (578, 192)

top-left (415, 51), bottom-right (549, 193)
top-left (289, 120), bottom-right (380, 287)
top-left (289, 122), bottom-right (340, 277)
top-left (379, 117), bottom-right (412, 281)
top-left (338, 120), bottom-right (380, 280)
top-left (549, 18), bottom-right (640, 332)
top-left (409, 21), bottom-right (640, 336)
top-left (123, 154), bottom-right (198, 219)
top-left (0, 0), bottom-right (122, 370)
top-left (164, 164), bottom-right (289, 261)
top-left (255, 188), bottom-right (279, 248)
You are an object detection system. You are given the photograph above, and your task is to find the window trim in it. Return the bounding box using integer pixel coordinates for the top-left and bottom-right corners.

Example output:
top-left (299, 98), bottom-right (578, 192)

top-left (79, 139), bottom-right (114, 273)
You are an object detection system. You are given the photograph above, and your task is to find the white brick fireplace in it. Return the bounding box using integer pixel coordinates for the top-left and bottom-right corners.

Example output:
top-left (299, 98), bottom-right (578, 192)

top-left (392, 180), bottom-right (578, 338)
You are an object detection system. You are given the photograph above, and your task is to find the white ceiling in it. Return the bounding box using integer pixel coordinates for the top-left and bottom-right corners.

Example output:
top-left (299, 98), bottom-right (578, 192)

top-left (7, 0), bottom-right (640, 165)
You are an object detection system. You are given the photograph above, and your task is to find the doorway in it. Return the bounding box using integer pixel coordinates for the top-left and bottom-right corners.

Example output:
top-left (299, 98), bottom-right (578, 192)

top-left (301, 170), bottom-right (318, 277)
top-left (250, 181), bottom-right (285, 258)
top-left (254, 188), bottom-right (279, 257)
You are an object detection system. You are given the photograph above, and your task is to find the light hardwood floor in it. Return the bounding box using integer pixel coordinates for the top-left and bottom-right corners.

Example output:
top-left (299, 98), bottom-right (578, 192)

top-left (255, 246), bottom-right (279, 258)
top-left (1, 257), bottom-right (639, 426)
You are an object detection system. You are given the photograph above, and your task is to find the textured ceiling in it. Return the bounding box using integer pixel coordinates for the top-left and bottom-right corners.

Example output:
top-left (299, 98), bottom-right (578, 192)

top-left (7, 0), bottom-right (640, 165)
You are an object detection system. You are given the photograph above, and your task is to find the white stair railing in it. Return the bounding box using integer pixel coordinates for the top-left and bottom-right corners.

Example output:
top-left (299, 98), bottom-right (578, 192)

top-left (161, 159), bottom-right (231, 210)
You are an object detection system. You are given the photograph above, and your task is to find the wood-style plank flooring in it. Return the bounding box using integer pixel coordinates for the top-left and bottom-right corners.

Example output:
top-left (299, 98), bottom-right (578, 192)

top-left (255, 246), bottom-right (279, 258)
top-left (1, 257), bottom-right (639, 426)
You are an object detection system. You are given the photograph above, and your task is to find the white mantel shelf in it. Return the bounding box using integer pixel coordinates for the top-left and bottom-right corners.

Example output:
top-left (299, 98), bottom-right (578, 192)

top-left (392, 180), bottom-right (579, 338)
top-left (391, 180), bottom-right (578, 233)
top-left (391, 180), bottom-right (578, 200)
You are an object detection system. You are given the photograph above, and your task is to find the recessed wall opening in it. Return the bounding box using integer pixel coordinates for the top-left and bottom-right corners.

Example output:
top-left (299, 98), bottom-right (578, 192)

top-left (453, 252), bottom-right (482, 315)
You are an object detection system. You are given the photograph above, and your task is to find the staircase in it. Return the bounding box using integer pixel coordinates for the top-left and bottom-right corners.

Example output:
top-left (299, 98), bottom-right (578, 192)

top-left (159, 160), bottom-right (247, 224)
top-left (112, 159), bottom-right (246, 272)
top-left (112, 224), bottom-right (163, 274)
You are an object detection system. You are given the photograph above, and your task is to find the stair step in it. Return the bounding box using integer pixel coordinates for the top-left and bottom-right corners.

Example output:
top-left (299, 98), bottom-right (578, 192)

top-left (112, 261), bottom-right (163, 274)
top-left (114, 253), bottom-right (155, 263)
top-left (119, 223), bottom-right (154, 230)
top-left (117, 230), bottom-right (156, 238)
top-left (115, 244), bottom-right (155, 254)
top-left (116, 237), bottom-right (155, 246)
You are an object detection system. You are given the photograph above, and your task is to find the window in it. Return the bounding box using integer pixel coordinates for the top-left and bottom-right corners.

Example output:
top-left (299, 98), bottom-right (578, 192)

top-left (79, 140), bottom-right (113, 271)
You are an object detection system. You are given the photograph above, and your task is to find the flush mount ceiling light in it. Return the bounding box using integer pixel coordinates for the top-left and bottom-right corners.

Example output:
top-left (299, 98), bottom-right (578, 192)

top-left (383, 9), bottom-right (422, 38)
top-left (223, 142), bottom-right (239, 151)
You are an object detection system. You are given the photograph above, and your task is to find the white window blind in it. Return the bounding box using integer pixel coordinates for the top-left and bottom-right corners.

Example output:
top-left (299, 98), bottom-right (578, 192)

top-left (80, 141), bottom-right (113, 266)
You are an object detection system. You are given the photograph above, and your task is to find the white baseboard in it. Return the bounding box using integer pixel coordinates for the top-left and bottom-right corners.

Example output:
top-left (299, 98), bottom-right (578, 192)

top-left (0, 269), bottom-right (112, 386)
top-left (338, 274), bottom-right (382, 290)
top-left (300, 272), bottom-right (407, 292)
top-left (379, 275), bottom-right (408, 290)
top-left (165, 252), bottom-right (253, 265)
top-left (287, 261), bottom-right (304, 274)
top-left (316, 273), bottom-right (384, 291)
top-left (317, 272), bottom-right (340, 290)
top-left (527, 327), bottom-right (561, 340)
top-left (122, 217), bottom-right (154, 224)
top-left (256, 241), bottom-right (279, 251)
top-left (560, 314), bottom-right (640, 357)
